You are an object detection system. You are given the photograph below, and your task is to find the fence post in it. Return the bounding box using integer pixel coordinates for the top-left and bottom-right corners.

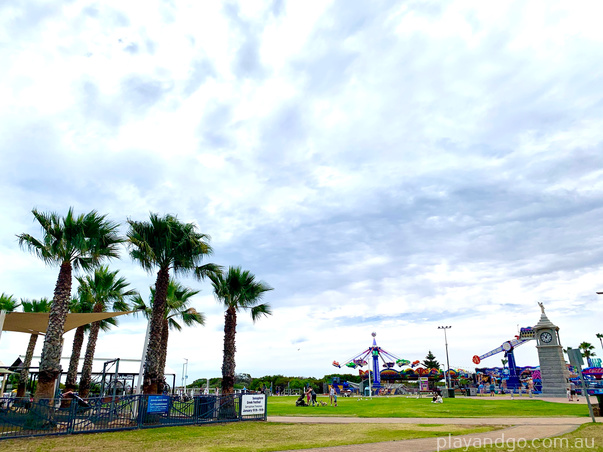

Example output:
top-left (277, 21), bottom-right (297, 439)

top-left (66, 398), bottom-right (77, 435)
top-left (137, 395), bottom-right (146, 428)
top-left (238, 393), bottom-right (242, 420)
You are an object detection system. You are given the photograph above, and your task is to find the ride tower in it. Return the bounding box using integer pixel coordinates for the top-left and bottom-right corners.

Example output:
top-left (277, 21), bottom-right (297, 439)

top-left (369, 333), bottom-right (382, 389)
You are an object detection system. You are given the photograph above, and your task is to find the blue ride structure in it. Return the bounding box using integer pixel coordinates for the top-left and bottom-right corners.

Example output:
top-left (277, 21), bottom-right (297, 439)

top-left (472, 327), bottom-right (535, 391)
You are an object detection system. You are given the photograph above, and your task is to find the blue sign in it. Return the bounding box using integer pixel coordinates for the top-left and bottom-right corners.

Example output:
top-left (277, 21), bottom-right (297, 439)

top-left (147, 395), bottom-right (170, 414)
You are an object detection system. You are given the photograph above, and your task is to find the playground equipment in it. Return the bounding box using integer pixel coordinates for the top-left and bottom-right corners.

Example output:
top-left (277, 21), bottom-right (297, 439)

top-left (332, 332), bottom-right (410, 391)
top-left (472, 327), bottom-right (535, 391)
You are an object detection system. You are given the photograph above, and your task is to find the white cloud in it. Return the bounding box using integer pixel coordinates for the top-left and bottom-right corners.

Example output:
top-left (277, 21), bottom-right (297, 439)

top-left (1, 0), bottom-right (603, 384)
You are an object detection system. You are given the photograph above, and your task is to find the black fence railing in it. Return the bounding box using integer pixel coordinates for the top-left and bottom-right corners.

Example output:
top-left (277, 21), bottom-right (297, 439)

top-left (0, 393), bottom-right (266, 440)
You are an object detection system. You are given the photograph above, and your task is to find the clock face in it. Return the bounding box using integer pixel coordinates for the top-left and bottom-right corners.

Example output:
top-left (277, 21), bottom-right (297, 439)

top-left (540, 332), bottom-right (553, 343)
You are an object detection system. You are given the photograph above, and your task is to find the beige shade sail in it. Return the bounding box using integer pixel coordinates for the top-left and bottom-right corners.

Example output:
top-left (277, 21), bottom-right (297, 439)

top-left (0, 359), bottom-right (15, 375)
top-left (1, 312), bottom-right (133, 335)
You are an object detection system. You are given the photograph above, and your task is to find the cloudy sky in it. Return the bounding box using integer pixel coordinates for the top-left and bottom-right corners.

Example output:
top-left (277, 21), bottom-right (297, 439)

top-left (1, 0), bottom-right (603, 385)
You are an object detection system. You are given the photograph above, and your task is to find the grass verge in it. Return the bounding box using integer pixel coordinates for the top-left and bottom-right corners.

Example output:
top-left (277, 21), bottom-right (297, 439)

top-left (1, 422), bottom-right (501, 451)
top-left (450, 422), bottom-right (603, 451)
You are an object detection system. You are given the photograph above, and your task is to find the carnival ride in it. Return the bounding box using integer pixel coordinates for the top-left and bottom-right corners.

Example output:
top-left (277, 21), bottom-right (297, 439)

top-left (472, 327), bottom-right (535, 391)
top-left (332, 332), bottom-right (414, 390)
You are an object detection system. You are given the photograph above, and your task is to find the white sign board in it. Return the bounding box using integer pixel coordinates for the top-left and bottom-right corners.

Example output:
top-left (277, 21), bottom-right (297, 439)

top-left (241, 394), bottom-right (265, 416)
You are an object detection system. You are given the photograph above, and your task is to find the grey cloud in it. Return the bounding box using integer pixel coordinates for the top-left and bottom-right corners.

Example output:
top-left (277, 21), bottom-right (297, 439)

top-left (270, 0), bottom-right (286, 17)
top-left (81, 4), bottom-right (130, 27)
top-left (123, 42), bottom-right (139, 54)
top-left (222, 2), bottom-right (267, 79)
top-left (197, 102), bottom-right (234, 148)
top-left (120, 75), bottom-right (173, 113)
top-left (1, 2), bottom-right (63, 39)
top-left (78, 80), bottom-right (123, 128)
top-left (183, 58), bottom-right (216, 97)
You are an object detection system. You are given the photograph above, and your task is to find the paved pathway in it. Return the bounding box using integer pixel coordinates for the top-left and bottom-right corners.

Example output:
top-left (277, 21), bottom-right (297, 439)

top-left (267, 415), bottom-right (601, 451)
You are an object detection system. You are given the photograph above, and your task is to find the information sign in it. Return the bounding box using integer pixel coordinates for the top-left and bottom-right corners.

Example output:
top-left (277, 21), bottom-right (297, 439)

top-left (147, 395), bottom-right (170, 414)
top-left (241, 394), bottom-right (265, 416)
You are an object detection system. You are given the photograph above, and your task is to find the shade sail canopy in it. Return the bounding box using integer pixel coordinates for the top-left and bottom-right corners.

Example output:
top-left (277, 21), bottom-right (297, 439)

top-left (1, 312), bottom-right (133, 335)
top-left (0, 360), bottom-right (15, 375)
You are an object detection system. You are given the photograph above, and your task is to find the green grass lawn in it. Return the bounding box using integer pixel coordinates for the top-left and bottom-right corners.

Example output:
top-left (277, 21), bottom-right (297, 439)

top-left (267, 395), bottom-right (591, 418)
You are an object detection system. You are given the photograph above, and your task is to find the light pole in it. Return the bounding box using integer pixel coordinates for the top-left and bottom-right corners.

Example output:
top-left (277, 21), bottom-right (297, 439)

top-left (182, 358), bottom-right (188, 394)
top-left (597, 293), bottom-right (603, 355)
top-left (438, 326), bottom-right (452, 391)
top-left (596, 333), bottom-right (603, 354)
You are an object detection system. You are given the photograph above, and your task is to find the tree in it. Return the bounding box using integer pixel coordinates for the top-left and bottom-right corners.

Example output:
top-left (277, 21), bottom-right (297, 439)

top-left (127, 213), bottom-right (219, 394)
top-left (0, 293), bottom-right (19, 312)
top-left (76, 266), bottom-right (135, 397)
top-left (16, 298), bottom-right (52, 397)
top-left (596, 333), bottom-right (603, 353)
top-left (422, 350), bottom-right (440, 369)
top-left (64, 294), bottom-right (94, 392)
top-left (579, 342), bottom-right (596, 360)
top-left (133, 279), bottom-right (204, 393)
top-left (17, 208), bottom-right (122, 399)
top-left (209, 266), bottom-right (273, 396)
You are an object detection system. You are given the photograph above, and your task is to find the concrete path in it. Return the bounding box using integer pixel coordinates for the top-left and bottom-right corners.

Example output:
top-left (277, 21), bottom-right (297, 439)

top-left (267, 416), bottom-right (601, 451)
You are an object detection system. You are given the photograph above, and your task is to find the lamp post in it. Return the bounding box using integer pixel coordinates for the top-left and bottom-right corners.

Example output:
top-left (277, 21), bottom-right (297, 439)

top-left (597, 293), bottom-right (603, 355)
top-left (438, 326), bottom-right (452, 390)
top-left (182, 358), bottom-right (188, 394)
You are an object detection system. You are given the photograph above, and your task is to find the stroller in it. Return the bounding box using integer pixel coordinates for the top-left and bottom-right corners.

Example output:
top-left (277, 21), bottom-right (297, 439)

top-left (295, 393), bottom-right (307, 406)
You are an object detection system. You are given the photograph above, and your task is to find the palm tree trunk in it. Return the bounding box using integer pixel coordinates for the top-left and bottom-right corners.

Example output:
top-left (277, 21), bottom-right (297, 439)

top-left (143, 267), bottom-right (169, 394)
top-left (65, 326), bottom-right (85, 391)
top-left (17, 334), bottom-right (38, 397)
top-left (36, 262), bottom-right (72, 400)
top-left (221, 307), bottom-right (237, 395)
top-left (78, 304), bottom-right (102, 398)
top-left (157, 320), bottom-right (169, 394)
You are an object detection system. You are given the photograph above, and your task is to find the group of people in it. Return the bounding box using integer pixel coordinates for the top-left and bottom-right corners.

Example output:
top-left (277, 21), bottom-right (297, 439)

top-left (431, 388), bottom-right (443, 404)
top-left (295, 386), bottom-right (318, 406)
top-left (295, 386), bottom-right (338, 407)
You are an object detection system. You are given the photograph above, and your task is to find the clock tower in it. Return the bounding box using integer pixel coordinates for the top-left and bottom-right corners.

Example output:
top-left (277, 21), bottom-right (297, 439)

top-left (533, 303), bottom-right (569, 397)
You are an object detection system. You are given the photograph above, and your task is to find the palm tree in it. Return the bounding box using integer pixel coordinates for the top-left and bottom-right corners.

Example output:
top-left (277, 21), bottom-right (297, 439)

top-left (0, 293), bottom-right (19, 311)
top-left (76, 266), bottom-right (136, 398)
top-left (596, 333), bottom-right (603, 354)
top-left (209, 266), bottom-right (273, 396)
top-left (133, 280), bottom-right (204, 393)
top-left (17, 208), bottom-right (122, 399)
top-left (16, 298), bottom-right (52, 397)
top-left (0, 293), bottom-right (18, 309)
top-left (579, 342), bottom-right (596, 361)
top-left (126, 213), bottom-right (219, 394)
top-left (64, 294), bottom-right (95, 392)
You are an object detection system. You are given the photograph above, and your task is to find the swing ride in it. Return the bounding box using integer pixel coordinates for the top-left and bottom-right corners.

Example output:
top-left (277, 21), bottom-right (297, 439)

top-left (332, 332), bottom-right (412, 389)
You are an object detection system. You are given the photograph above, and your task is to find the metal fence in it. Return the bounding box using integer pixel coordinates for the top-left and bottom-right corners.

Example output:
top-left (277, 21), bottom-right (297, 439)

top-left (0, 393), bottom-right (266, 440)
